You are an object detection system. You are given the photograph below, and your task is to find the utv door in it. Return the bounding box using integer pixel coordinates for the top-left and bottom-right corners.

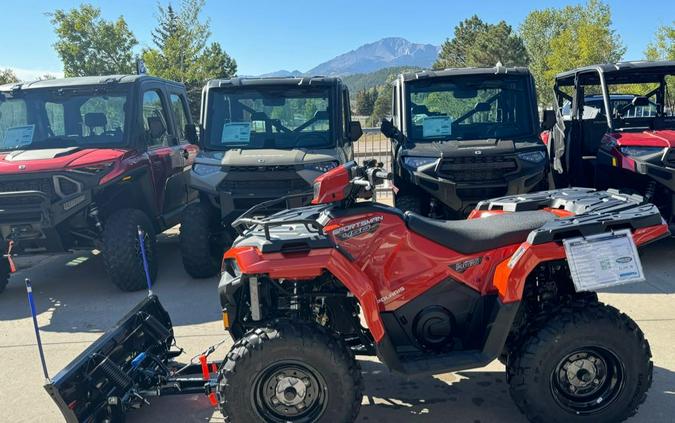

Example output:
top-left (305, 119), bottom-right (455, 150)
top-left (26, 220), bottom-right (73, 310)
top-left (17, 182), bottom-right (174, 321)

top-left (141, 85), bottom-right (186, 227)
top-left (340, 86), bottom-right (355, 161)
top-left (167, 91), bottom-right (199, 204)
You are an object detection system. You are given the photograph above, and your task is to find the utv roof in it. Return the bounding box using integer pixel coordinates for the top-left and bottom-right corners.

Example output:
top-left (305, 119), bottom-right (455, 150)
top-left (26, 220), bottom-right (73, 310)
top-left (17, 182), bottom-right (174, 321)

top-left (555, 61), bottom-right (675, 86)
top-left (400, 66), bottom-right (531, 82)
top-left (206, 76), bottom-right (343, 88)
top-left (0, 74), bottom-right (184, 92)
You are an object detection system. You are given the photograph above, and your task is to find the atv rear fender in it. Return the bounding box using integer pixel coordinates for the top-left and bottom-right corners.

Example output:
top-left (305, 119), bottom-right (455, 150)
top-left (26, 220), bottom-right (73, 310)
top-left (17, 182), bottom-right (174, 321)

top-left (223, 246), bottom-right (386, 341)
top-left (494, 223), bottom-right (669, 303)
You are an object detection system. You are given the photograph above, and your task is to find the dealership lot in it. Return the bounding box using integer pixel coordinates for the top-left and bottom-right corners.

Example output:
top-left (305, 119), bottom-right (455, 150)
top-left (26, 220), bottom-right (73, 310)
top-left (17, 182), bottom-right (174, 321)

top-left (0, 227), bottom-right (673, 423)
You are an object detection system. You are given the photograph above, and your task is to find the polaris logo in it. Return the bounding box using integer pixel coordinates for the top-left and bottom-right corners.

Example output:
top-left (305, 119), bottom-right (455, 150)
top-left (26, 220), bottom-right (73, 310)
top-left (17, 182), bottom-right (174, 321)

top-left (616, 256), bottom-right (633, 264)
top-left (377, 287), bottom-right (405, 304)
top-left (474, 150), bottom-right (482, 155)
top-left (18, 165), bottom-right (26, 170)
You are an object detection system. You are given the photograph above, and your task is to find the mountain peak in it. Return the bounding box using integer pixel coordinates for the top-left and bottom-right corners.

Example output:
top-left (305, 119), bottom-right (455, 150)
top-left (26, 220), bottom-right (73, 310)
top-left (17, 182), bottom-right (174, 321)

top-left (307, 37), bottom-right (439, 76)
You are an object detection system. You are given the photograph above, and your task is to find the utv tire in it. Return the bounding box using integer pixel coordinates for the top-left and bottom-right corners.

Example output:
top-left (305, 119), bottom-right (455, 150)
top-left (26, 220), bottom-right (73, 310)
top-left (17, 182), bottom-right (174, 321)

top-left (395, 193), bottom-right (423, 215)
top-left (0, 257), bottom-right (10, 294)
top-left (218, 320), bottom-right (363, 423)
top-left (180, 202), bottom-right (231, 278)
top-left (507, 301), bottom-right (652, 423)
top-left (102, 209), bottom-right (157, 292)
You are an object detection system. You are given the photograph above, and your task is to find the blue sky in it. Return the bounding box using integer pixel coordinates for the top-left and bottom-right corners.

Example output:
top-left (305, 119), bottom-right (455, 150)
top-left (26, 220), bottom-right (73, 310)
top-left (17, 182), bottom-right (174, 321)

top-left (0, 0), bottom-right (672, 79)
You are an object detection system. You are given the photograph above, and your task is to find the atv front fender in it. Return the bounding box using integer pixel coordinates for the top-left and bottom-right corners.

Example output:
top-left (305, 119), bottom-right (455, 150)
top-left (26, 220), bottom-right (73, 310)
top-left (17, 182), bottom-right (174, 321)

top-left (223, 247), bottom-right (386, 342)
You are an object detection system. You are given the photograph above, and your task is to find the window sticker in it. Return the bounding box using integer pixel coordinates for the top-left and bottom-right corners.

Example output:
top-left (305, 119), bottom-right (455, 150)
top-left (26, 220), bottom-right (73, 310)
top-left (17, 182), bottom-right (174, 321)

top-left (422, 116), bottom-right (452, 138)
top-left (3, 125), bottom-right (35, 148)
top-left (221, 122), bottom-right (251, 144)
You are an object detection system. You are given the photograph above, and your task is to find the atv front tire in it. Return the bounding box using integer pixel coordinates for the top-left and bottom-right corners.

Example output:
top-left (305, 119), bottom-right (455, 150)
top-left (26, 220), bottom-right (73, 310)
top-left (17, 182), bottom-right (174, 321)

top-left (102, 209), bottom-right (157, 292)
top-left (180, 202), bottom-right (231, 278)
top-left (0, 256), bottom-right (10, 294)
top-left (395, 193), bottom-right (423, 215)
top-left (507, 301), bottom-right (652, 423)
top-left (218, 320), bottom-right (363, 422)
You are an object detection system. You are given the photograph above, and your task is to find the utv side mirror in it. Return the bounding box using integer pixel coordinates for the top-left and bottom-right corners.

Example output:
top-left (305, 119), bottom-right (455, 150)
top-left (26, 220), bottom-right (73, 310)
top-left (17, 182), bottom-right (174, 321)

top-left (381, 118), bottom-right (404, 143)
top-left (147, 116), bottom-right (167, 140)
top-left (541, 109), bottom-right (556, 131)
top-left (349, 121), bottom-right (363, 142)
top-left (185, 123), bottom-right (199, 144)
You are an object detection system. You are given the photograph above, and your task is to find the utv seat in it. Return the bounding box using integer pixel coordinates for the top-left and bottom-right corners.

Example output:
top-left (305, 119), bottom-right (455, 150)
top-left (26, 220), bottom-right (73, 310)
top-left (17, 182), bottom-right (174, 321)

top-left (405, 211), bottom-right (556, 254)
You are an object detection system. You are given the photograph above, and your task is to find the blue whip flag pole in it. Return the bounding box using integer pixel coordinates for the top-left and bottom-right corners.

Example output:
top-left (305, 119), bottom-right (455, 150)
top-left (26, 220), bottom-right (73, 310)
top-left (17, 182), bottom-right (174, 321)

top-left (25, 278), bottom-right (50, 382)
top-left (137, 226), bottom-right (153, 296)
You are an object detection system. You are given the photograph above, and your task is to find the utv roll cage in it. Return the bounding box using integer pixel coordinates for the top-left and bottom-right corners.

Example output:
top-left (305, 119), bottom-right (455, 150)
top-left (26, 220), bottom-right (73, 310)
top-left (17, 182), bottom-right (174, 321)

top-left (552, 61), bottom-right (675, 131)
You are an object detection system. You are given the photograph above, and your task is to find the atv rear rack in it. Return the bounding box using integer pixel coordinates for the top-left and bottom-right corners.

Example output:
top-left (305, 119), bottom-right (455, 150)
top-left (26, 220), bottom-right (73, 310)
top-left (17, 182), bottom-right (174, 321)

top-left (477, 188), bottom-right (665, 244)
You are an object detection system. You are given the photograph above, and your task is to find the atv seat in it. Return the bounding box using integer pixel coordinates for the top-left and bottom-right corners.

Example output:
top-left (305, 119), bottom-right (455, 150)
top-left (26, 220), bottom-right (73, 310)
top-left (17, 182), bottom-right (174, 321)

top-left (405, 211), bottom-right (556, 254)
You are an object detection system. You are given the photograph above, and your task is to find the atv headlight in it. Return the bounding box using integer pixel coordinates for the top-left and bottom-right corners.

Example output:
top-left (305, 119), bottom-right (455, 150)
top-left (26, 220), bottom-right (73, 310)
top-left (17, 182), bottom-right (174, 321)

top-left (518, 151), bottom-right (546, 163)
top-left (403, 156), bottom-right (438, 170)
top-left (193, 163), bottom-right (221, 176)
top-left (619, 146), bottom-right (664, 157)
top-left (304, 161), bottom-right (339, 173)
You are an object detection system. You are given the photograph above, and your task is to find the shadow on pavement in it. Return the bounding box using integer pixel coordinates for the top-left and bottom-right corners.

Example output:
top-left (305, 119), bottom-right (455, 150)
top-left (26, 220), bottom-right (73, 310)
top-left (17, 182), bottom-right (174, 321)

top-left (126, 361), bottom-right (675, 423)
top-left (0, 232), bottom-right (223, 332)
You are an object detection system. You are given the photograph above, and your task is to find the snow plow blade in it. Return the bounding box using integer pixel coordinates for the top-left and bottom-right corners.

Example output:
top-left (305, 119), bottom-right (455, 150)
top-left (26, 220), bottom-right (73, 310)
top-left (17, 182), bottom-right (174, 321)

top-left (44, 295), bottom-right (175, 422)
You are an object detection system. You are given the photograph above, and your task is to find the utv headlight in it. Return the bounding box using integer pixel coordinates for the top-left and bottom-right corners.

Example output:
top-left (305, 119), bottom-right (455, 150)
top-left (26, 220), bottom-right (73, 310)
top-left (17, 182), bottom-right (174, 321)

top-left (403, 156), bottom-right (438, 170)
top-left (518, 151), bottom-right (546, 163)
top-left (193, 163), bottom-right (221, 176)
top-left (619, 146), bottom-right (663, 157)
top-left (305, 161), bottom-right (339, 173)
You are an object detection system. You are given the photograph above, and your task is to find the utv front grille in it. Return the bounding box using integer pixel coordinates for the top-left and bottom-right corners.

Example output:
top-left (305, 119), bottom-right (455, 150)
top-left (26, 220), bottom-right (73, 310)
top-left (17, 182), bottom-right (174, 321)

top-left (457, 186), bottom-right (508, 201)
top-left (438, 156), bottom-right (518, 183)
top-left (225, 165), bottom-right (299, 172)
top-left (0, 178), bottom-right (57, 201)
top-left (219, 178), bottom-right (310, 192)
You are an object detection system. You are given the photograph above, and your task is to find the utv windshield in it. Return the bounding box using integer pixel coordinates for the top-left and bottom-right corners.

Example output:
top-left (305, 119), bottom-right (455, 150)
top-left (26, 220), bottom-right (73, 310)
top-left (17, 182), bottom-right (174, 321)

top-left (406, 76), bottom-right (535, 141)
top-left (204, 87), bottom-right (334, 150)
top-left (0, 87), bottom-right (130, 151)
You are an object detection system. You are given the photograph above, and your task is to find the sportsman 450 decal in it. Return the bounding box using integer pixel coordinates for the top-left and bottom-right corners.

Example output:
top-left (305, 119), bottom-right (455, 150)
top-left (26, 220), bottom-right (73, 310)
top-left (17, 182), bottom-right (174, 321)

top-left (332, 216), bottom-right (384, 241)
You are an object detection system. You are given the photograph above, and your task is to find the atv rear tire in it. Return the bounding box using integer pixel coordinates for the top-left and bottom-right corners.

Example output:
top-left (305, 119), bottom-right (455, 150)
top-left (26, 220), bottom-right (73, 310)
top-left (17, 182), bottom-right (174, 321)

top-left (507, 301), bottom-right (652, 423)
top-left (0, 257), bottom-right (10, 294)
top-left (180, 202), bottom-right (231, 278)
top-left (102, 209), bottom-right (157, 292)
top-left (395, 193), bottom-right (423, 215)
top-left (218, 320), bottom-right (363, 422)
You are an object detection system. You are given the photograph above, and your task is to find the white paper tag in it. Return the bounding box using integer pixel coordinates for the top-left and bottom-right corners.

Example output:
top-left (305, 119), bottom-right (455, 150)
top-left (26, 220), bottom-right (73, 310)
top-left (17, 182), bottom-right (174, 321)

top-left (422, 116), bottom-right (452, 138)
top-left (221, 122), bottom-right (251, 144)
top-left (563, 229), bottom-right (645, 292)
top-left (3, 125), bottom-right (35, 148)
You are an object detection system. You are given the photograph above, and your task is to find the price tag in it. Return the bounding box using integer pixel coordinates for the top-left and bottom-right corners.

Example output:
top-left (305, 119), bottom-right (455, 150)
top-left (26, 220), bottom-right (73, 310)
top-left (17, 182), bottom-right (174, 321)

top-left (563, 229), bottom-right (645, 292)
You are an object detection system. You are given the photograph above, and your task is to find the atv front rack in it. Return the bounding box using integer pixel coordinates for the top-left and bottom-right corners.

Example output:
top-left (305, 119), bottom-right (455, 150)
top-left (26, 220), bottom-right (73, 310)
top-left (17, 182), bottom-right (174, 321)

top-left (477, 188), bottom-right (665, 244)
top-left (231, 190), bottom-right (324, 240)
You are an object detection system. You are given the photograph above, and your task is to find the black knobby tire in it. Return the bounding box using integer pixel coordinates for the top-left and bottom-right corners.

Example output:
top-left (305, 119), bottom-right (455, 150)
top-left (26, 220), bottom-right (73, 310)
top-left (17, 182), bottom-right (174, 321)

top-left (102, 209), bottom-right (157, 292)
top-left (180, 202), bottom-right (231, 278)
top-left (0, 256), bottom-right (10, 294)
top-left (218, 320), bottom-right (363, 423)
top-left (395, 193), bottom-right (423, 215)
top-left (507, 301), bottom-right (652, 423)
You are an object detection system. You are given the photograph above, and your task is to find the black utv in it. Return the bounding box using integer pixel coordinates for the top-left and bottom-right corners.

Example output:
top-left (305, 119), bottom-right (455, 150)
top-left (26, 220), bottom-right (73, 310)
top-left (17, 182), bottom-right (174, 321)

top-left (381, 66), bottom-right (548, 217)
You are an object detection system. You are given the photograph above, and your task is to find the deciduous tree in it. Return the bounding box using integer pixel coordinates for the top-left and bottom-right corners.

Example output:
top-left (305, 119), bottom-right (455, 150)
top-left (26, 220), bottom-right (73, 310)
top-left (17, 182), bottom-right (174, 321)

top-left (520, 0), bottom-right (625, 105)
top-left (50, 4), bottom-right (138, 77)
top-left (0, 69), bottom-right (18, 85)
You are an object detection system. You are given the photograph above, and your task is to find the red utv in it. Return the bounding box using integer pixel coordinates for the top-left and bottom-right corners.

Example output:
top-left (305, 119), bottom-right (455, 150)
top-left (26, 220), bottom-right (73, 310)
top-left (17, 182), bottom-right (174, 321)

top-left (542, 61), bottom-right (675, 226)
top-left (0, 75), bottom-right (199, 292)
top-left (42, 161), bottom-right (667, 422)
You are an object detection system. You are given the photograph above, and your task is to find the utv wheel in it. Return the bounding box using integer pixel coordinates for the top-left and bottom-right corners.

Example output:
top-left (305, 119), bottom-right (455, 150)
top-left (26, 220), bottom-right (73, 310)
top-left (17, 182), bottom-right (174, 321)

top-left (102, 209), bottom-right (157, 292)
top-left (0, 257), bottom-right (10, 294)
top-left (507, 301), bottom-right (652, 423)
top-left (395, 193), bottom-right (423, 215)
top-left (180, 202), bottom-right (231, 278)
top-left (218, 320), bottom-right (363, 422)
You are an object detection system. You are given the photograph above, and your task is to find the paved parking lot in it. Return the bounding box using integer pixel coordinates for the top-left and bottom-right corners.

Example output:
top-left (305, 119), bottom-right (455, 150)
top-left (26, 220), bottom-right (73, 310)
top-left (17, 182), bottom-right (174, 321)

top-left (0, 228), bottom-right (673, 422)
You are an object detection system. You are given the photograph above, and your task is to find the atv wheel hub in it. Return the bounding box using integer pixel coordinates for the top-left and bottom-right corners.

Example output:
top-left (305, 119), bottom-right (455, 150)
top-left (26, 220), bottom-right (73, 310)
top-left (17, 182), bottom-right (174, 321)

top-left (275, 376), bottom-right (307, 406)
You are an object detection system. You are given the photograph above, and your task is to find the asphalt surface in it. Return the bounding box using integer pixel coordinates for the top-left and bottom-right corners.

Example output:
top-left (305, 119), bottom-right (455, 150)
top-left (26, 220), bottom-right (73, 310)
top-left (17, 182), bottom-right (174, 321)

top-left (0, 227), bottom-right (673, 423)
